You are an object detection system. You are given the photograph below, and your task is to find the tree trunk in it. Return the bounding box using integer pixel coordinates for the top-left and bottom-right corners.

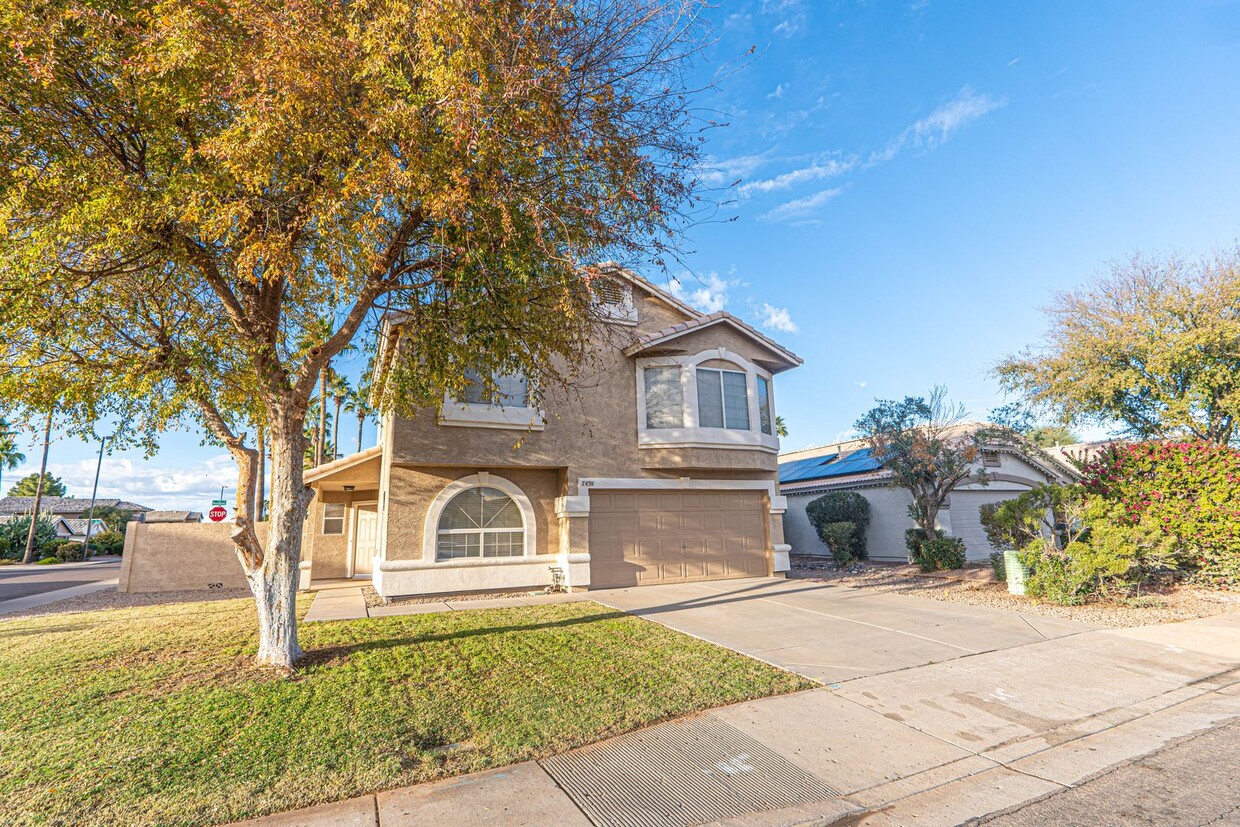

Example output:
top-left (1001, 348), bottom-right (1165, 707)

top-left (332, 397), bottom-right (343, 461)
top-left (21, 413), bottom-right (52, 564)
top-left (237, 413), bottom-right (310, 669)
top-left (357, 412), bottom-right (364, 453)
top-left (255, 424), bottom-right (266, 522)
top-left (315, 367), bottom-right (328, 465)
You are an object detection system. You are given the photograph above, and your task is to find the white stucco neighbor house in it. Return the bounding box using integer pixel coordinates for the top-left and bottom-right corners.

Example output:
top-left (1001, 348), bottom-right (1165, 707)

top-left (779, 426), bottom-right (1079, 563)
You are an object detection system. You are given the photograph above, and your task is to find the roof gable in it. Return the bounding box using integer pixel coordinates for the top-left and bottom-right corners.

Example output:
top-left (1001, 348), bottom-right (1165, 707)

top-left (623, 312), bottom-right (802, 372)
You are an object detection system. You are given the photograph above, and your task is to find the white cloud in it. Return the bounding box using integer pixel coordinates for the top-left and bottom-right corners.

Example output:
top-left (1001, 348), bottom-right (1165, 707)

top-left (758, 304), bottom-right (798, 333)
top-left (10, 453), bottom-right (238, 511)
top-left (767, 83), bottom-right (786, 100)
top-left (737, 157), bottom-right (855, 198)
top-left (762, 0), bottom-right (805, 36)
top-left (667, 272), bottom-right (738, 313)
top-left (699, 152), bottom-right (773, 188)
top-left (759, 187), bottom-right (844, 222)
top-left (873, 87), bottom-right (1005, 164)
top-left (854, 381), bottom-right (868, 388)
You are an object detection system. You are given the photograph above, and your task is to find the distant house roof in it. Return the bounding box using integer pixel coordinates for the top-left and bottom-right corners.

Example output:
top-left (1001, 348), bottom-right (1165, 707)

top-left (141, 510), bottom-right (204, 523)
top-left (622, 311), bottom-right (803, 373)
top-left (779, 424), bottom-right (1077, 493)
top-left (58, 518), bottom-right (108, 537)
top-left (0, 496), bottom-right (151, 516)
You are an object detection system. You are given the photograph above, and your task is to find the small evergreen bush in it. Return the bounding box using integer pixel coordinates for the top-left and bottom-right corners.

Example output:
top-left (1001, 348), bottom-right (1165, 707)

top-left (916, 536), bottom-right (966, 571)
top-left (806, 492), bottom-right (871, 565)
top-left (989, 551), bottom-right (1006, 580)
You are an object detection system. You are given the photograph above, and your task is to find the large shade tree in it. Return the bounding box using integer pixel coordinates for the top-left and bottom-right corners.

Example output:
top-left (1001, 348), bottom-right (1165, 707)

top-left (0, 0), bottom-right (708, 667)
top-left (996, 250), bottom-right (1240, 446)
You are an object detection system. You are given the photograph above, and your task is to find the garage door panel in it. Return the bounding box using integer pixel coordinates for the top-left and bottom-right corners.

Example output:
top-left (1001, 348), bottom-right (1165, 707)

top-left (589, 489), bottom-right (769, 588)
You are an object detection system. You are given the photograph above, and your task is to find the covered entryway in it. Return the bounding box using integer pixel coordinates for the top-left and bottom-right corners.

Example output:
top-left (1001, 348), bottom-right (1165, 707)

top-left (587, 489), bottom-right (769, 588)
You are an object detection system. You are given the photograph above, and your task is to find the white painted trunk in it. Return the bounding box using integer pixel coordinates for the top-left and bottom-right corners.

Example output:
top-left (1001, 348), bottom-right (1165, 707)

top-left (240, 420), bottom-right (310, 669)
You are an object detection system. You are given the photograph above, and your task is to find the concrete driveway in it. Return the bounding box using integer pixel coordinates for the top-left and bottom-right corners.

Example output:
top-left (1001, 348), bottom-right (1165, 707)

top-left (590, 576), bottom-right (1094, 683)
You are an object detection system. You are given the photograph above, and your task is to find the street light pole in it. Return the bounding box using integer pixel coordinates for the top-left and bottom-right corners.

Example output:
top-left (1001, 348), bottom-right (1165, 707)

top-left (82, 435), bottom-right (107, 558)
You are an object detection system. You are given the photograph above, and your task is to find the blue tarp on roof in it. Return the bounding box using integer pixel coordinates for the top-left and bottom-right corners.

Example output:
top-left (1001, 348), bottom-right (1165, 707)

top-left (778, 448), bottom-right (884, 484)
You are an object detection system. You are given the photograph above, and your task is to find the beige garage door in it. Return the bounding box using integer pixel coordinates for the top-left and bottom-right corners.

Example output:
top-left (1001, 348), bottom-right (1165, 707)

top-left (588, 489), bottom-right (769, 589)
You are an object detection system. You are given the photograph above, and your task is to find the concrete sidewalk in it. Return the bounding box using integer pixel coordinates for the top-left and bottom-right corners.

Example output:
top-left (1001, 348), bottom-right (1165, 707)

top-left (235, 599), bottom-right (1240, 826)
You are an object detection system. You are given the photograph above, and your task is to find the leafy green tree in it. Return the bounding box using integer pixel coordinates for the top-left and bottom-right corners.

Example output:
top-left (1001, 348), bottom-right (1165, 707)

top-left (997, 250), bottom-right (1240, 445)
top-left (1026, 426), bottom-right (1081, 448)
top-left (329, 373), bottom-right (353, 462)
top-left (854, 387), bottom-right (1000, 551)
top-left (8, 472), bottom-right (67, 498)
top-left (0, 0), bottom-right (707, 667)
top-left (92, 505), bottom-right (135, 536)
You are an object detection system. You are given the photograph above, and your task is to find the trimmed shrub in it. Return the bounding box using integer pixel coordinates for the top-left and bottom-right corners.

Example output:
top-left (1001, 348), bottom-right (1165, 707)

top-left (1081, 441), bottom-right (1240, 588)
top-left (806, 492), bottom-right (871, 565)
top-left (904, 527), bottom-right (942, 563)
top-left (917, 536), bottom-right (966, 572)
top-left (36, 556), bottom-right (60, 565)
top-left (0, 515), bottom-right (57, 560)
top-left (53, 541), bottom-right (85, 562)
top-left (989, 551), bottom-right (1006, 581)
top-left (88, 529), bottom-right (125, 555)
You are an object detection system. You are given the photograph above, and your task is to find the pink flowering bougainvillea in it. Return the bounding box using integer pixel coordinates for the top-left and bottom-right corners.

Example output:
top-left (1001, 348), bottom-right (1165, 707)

top-left (1081, 441), bottom-right (1240, 588)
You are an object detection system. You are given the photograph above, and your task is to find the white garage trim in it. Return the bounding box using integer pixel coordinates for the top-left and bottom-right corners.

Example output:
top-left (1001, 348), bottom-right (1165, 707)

top-left (575, 477), bottom-right (786, 513)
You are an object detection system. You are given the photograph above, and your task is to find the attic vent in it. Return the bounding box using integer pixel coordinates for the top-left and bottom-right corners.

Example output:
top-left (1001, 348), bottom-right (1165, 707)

top-left (981, 450), bottom-right (1001, 467)
top-left (592, 278), bottom-right (637, 324)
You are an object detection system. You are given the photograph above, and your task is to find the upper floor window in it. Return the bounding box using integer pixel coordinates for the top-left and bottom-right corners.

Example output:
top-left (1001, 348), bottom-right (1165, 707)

top-left (696, 368), bottom-right (749, 430)
top-left (644, 366), bottom-right (683, 428)
top-left (757, 376), bottom-right (773, 436)
top-left (635, 348), bottom-right (780, 452)
top-left (456, 369), bottom-right (529, 408)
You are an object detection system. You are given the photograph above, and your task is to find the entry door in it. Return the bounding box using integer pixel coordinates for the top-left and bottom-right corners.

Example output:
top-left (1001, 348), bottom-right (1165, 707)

top-left (352, 504), bottom-right (379, 576)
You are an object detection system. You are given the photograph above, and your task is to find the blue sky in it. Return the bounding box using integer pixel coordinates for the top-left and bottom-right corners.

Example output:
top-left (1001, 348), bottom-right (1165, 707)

top-left (8, 0), bottom-right (1240, 510)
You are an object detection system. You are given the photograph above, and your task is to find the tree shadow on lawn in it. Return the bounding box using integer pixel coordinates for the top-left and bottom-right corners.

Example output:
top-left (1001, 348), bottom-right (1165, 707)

top-left (298, 608), bottom-right (632, 669)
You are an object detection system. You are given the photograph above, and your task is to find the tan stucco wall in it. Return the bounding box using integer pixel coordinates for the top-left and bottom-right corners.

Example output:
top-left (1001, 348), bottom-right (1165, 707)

top-left (118, 522), bottom-right (270, 593)
top-left (383, 465), bottom-right (562, 561)
top-left (386, 288), bottom-right (786, 490)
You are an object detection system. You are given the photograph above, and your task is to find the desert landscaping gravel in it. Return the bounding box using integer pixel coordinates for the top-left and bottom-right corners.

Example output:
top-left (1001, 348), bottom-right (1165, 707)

top-left (789, 559), bottom-right (1240, 628)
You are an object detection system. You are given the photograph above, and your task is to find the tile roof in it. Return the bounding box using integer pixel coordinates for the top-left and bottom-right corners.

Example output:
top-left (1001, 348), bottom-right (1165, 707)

top-left (0, 496), bottom-right (150, 515)
top-left (60, 518), bottom-right (108, 536)
top-left (142, 510), bottom-right (204, 523)
top-left (622, 311), bottom-right (803, 368)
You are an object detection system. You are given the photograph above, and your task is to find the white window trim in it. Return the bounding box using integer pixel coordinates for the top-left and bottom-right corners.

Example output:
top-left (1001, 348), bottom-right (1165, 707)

top-left (438, 392), bottom-right (546, 431)
top-left (422, 472), bottom-right (539, 561)
top-left (634, 348), bottom-right (779, 452)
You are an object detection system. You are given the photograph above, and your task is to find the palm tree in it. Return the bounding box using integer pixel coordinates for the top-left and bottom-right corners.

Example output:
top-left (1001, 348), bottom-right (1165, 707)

top-left (776, 416), bottom-right (789, 439)
top-left (348, 384), bottom-right (372, 453)
top-left (329, 372), bottom-right (352, 461)
top-left (0, 417), bottom-right (25, 497)
top-left (294, 319), bottom-right (356, 466)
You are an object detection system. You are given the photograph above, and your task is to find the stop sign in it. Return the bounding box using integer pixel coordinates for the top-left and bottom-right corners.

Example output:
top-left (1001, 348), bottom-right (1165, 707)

top-left (208, 505), bottom-right (228, 522)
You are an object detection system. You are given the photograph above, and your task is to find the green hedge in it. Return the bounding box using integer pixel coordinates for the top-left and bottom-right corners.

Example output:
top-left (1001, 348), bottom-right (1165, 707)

top-left (805, 491), bottom-right (871, 565)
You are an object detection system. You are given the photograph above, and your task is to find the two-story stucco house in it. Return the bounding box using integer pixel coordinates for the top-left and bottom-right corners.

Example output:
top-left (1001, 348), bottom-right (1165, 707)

top-left (299, 266), bottom-right (802, 598)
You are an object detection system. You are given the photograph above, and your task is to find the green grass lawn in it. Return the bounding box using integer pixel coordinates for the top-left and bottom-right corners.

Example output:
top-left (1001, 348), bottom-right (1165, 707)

top-left (0, 597), bottom-right (810, 827)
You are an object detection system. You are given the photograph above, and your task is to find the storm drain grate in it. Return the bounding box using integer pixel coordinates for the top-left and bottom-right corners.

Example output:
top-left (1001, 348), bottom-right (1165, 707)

top-left (541, 715), bottom-right (839, 827)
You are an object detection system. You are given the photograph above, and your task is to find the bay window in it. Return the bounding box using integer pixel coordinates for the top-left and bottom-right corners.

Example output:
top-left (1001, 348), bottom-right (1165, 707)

top-left (643, 366), bottom-right (683, 428)
top-left (696, 368), bottom-right (750, 430)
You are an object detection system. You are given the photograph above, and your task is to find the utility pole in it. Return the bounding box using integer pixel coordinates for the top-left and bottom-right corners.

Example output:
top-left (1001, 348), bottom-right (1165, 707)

top-left (22, 412), bottom-right (53, 564)
top-left (82, 435), bottom-right (107, 558)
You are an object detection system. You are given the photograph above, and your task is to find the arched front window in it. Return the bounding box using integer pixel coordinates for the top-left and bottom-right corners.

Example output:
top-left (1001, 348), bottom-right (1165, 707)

top-left (436, 486), bottom-right (525, 559)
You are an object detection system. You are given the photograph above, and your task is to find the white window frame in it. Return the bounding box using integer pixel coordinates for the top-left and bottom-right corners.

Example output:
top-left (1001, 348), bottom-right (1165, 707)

top-left (439, 370), bottom-right (545, 431)
top-left (422, 472), bottom-right (539, 561)
top-left (695, 367), bottom-right (750, 430)
top-left (322, 501), bottom-right (346, 535)
top-left (634, 348), bottom-right (779, 452)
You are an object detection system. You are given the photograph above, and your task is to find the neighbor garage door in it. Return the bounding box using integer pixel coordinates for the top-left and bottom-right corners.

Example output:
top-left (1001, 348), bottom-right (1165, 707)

top-left (588, 489), bottom-right (769, 589)
top-left (949, 489), bottom-right (1031, 562)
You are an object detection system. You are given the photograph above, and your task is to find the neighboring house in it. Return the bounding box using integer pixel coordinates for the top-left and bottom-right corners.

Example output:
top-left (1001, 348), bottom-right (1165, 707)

top-left (139, 510), bottom-right (204, 524)
top-left (0, 496), bottom-right (151, 519)
top-left (779, 426), bottom-right (1078, 563)
top-left (54, 518), bottom-right (109, 542)
top-left (299, 265), bottom-right (802, 597)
